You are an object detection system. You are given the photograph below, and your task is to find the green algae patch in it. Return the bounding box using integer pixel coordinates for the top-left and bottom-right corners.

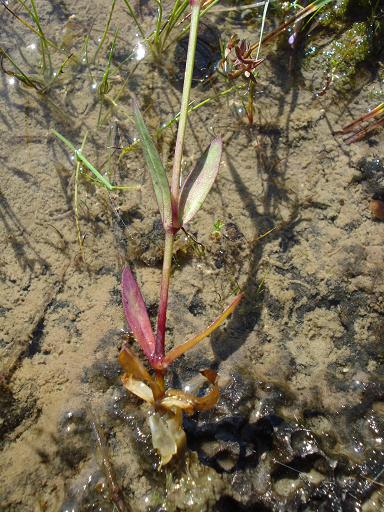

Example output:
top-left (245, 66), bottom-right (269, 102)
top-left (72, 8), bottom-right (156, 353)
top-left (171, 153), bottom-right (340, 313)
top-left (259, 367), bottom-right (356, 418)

top-left (324, 21), bottom-right (370, 90)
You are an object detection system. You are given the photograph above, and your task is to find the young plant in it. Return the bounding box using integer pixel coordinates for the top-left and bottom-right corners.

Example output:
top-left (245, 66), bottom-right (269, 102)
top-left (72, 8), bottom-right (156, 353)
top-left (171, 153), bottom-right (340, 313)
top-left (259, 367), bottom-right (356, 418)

top-left (221, 0), bottom-right (334, 124)
top-left (119, 0), bottom-right (243, 466)
top-left (52, 130), bottom-right (140, 260)
top-left (122, 0), bottom-right (220, 61)
top-left (212, 218), bottom-right (225, 238)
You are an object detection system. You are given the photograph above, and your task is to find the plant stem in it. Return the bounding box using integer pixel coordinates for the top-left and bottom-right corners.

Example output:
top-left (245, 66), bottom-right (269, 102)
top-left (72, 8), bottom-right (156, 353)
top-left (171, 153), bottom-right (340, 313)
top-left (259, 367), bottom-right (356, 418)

top-left (154, 0), bottom-right (200, 362)
top-left (155, 231), bottom-right (173, 361)
top-left (170, 0), bottom-right (200, 210)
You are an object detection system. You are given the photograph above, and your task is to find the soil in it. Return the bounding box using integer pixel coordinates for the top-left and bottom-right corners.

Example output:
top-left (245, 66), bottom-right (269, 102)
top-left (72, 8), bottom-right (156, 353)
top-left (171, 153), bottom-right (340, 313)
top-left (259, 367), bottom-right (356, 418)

top-left (1, 1), bottom-right (383, 511)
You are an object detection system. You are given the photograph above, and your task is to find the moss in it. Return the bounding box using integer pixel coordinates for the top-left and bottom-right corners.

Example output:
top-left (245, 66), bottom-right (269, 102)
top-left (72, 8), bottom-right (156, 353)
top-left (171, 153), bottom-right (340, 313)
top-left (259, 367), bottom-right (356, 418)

top-left (319, 0), bottom-right (380, 25)
top-left (304, 16), bottom-right (382, 92)
top-left (343, 0), bottom-right (380, 22)
top-left (315, 1), bottom-right (349, 31)
top-left (324, 21), bottom-right (370, 90)
top-left (302, 0), bottom-right (384, 91)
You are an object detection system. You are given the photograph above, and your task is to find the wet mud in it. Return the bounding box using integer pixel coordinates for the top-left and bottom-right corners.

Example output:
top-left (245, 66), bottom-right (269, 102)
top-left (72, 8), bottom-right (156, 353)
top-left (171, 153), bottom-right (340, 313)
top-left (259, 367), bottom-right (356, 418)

top-left (1, 1), bottom-right (383, 511)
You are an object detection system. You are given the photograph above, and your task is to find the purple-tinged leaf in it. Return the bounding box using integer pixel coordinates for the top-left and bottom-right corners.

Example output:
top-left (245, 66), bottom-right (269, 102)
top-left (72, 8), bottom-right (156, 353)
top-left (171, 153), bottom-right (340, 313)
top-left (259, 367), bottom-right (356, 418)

top-left (121, 266), bottom-right (156, 361)
top-left (178, 137), bottom-right (222, 226)
top-left (132, 100), bottom-right (173, 230)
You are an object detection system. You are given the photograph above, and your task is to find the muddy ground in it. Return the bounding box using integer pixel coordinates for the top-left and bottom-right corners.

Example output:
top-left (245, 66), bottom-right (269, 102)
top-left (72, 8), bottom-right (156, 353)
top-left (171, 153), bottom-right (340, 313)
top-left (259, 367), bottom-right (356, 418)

top-left (1, 1), bottom-right (383, 511)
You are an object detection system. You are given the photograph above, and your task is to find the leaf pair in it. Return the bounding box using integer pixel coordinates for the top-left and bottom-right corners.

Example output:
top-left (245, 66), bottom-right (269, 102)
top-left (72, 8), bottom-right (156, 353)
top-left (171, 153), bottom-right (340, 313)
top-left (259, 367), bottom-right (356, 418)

top-left (133, 100), bottom-right (222, 231)
top-left (121, 266), bottom-right (243, 369)
top-left (119, 346), bottom-right (219, 416)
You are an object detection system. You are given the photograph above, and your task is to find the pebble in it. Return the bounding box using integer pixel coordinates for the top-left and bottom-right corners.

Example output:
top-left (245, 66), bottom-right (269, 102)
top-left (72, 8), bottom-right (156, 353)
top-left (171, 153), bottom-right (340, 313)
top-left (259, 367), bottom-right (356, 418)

top-left (370, 199), bottom-right (384, 220)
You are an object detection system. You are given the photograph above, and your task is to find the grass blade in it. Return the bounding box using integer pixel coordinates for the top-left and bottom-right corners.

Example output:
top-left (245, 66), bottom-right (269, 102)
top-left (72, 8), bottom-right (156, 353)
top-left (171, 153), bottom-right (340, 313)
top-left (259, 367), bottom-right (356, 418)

top-left (93, 0), bottom-right (117, 62)
top-left (53, 130), bottom-right (140, 192)
top-left (341, 102), bottom-right (384, 133)
top-left (52, 129), bottom-right (76, 151)
top-left (249, 0), bottom-right (333, 53)
top-left (133, 100), bottom-right (172, 230)
top-left (52, 130), bottom-right (113, 190)
top-left (0, 48), bottom-right (43, 90)
top-left (122, 0), bottom-right (147, 40)
top-left (178, 137), bottom-right (222, 226)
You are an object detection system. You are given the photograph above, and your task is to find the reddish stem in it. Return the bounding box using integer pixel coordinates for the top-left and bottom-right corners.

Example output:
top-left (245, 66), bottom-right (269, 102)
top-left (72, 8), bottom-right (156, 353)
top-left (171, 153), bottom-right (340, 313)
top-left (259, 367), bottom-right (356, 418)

top-left (155, 231), bottom-right (174, 363)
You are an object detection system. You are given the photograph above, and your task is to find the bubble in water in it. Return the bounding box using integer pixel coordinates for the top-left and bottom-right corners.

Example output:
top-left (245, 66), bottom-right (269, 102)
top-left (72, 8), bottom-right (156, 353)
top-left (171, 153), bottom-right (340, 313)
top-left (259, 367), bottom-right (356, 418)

top-left (135, 40), bottom-right (146, 61)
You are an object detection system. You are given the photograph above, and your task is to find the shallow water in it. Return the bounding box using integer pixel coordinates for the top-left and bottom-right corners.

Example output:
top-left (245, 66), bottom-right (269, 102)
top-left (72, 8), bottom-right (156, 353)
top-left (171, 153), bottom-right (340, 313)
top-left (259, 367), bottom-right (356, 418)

top-left (1, 1), bottom-right (383, 511)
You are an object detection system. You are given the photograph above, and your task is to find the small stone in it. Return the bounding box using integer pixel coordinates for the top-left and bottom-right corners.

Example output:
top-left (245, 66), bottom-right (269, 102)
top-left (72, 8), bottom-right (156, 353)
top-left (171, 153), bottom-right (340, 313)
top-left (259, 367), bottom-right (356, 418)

top-left (370, 198), bottom-right (384, 220)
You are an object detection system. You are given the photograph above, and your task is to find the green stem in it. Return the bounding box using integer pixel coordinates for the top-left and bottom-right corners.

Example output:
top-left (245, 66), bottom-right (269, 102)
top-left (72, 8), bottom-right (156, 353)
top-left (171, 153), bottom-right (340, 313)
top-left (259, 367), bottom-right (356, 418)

top-left (93, 0), bottom-right (117, 63)
top-left (159, 0), bottom-right (188, 53)
top-left (170, 1), bottom-right (200, 210)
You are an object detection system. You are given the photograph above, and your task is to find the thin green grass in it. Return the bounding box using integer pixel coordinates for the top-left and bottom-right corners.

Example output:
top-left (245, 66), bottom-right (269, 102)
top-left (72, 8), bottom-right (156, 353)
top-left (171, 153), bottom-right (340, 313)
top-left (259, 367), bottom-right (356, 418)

top-left (0, 47), bottom-right (74, 93)
top-left (29, 0), bottom-right (52, 77)
top-left (52, 130), bottom-right (139, 192)
top-left (53, 128), bottom-right (140, 259)
top-left (97, 31), bottom-right (118, 125)
top-left (121, 0), bottom-right (188, 59)
top-left (93, 0), bottom-right (117, 63)
top-left (0, 48), bottom-right (44, 90)
top-left (2, 0), bottom-right (57, 51)
top-left (74, 133), bottom-right (87, 262)
top-left (1, 0), bottom-right (76, 95)
top-left (167, 0), bottom-right (221, 50)
top-left (121, 0), bottom-right (220, 60)
top-left (9, 0), bottom-right (56, 78)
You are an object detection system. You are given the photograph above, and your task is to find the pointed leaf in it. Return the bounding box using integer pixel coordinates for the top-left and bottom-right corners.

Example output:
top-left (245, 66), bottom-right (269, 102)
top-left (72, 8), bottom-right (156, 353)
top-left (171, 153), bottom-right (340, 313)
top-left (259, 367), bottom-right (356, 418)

top-left (121, 266), bottom-right (156, 360)
top-left (178, 137), bottom-right (222, 226)
top-left (119, 345), bottom-right (164, 399)
top-left (133, 100), bottom-right (172, 229)
top-left (119, 345), bottom-right (153, 384)
top-left (165, 292), bottom-right (243, 365)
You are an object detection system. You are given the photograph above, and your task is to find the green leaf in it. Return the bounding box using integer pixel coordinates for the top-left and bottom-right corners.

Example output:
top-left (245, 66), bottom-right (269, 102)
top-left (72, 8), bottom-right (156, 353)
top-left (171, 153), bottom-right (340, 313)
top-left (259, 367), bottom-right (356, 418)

top-left (178, 137), bottom-right (222, 226)
top-left (133, 100), bottom-right (172, 230)
top-left (52, 130), bottom-right (113, 190)
top-left (52, 130), bottom-right (140, 192)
